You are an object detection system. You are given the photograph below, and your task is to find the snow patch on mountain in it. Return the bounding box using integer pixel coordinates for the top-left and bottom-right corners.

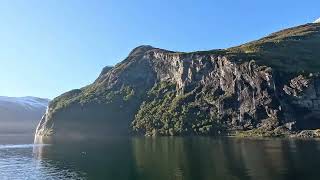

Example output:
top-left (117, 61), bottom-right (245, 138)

top-left (0, 96), bottom-right (50, 110)
top-left (314, 18), bottom-right (320, 23)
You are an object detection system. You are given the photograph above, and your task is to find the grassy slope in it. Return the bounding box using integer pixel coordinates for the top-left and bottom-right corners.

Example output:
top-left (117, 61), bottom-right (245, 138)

top-left (227, 23), bottom-right (320, 73)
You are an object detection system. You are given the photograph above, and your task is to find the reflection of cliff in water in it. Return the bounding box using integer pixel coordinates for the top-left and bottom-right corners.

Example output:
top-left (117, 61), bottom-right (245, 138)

top-left (132, 137), bottom-right (251, 180)
top-left (33, 137), bottom-right (320, 180)
top-left (234, 139), bottom-right (320, 180)
top-left (33, 137), bottom-right (138, 180)
top-left (131, 137), bottom-right (320, 180)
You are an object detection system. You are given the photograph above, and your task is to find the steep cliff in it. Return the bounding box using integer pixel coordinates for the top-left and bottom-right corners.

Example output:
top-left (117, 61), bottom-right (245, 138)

top-left (35, 23), bottom-right (320, 138)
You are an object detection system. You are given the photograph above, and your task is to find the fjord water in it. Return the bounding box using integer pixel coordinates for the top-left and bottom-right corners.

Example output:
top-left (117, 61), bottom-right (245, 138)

top-left (1, 136), bottom-right (320, 180)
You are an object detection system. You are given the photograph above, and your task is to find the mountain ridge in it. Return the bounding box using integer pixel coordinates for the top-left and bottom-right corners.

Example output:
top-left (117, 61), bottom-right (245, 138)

top-left (0, 96), bottom-right (49, 108)
top-left (0, 96), bottom-right (49, 134)
top-left (35, 23), bottom-right (320, 139)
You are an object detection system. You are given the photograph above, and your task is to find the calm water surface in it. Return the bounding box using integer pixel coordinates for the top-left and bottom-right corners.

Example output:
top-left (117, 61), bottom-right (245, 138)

top-left (1, 135), bottom-right (320, 180)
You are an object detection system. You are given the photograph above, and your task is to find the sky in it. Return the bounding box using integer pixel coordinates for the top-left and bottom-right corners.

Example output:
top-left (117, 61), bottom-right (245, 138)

top-left (0, 0), bottom-right (319, 99)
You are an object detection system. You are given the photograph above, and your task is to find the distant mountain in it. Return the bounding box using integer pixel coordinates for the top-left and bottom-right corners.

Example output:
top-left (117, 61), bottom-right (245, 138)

top-left (36, 22), bottom-right (320, 139)
top-left (314, 18), bottom-right (320, 23)
top-left (0, 96), bottom-right (49, 134)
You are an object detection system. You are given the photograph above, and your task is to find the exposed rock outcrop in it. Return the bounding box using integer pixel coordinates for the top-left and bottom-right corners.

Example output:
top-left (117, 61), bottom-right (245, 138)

top-left (35, 23), bottom-right (320, 139)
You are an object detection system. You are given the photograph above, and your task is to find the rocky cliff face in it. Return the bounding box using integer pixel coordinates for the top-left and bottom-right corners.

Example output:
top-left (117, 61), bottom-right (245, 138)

top-left (35, 23), bottom-right (320, 138)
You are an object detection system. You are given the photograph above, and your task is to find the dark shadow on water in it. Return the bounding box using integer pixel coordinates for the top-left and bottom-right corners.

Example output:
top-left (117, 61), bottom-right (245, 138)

top-left (33, 136), bottom-right (320, 180)
top-left (34, 136), bottom-right (139, 179)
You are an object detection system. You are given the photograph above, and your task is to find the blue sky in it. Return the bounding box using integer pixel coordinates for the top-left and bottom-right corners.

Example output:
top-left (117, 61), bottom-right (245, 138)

top-left (0, 0), bottom-right (319, 99)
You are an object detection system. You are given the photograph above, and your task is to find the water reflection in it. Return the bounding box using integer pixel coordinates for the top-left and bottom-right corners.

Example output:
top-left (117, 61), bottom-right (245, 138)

top-left (0, 142), bottom-right (84, 179)
top-left (34, 136), bottom-right (138, 179)
top-left (32, 137), bottom-right (320, 180)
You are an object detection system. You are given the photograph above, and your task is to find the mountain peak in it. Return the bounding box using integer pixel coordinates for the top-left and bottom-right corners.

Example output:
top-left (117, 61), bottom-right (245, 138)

top-left (128, 45), bottom-right (155, 57)
top-left (314, 18), bottom-right (320, 23)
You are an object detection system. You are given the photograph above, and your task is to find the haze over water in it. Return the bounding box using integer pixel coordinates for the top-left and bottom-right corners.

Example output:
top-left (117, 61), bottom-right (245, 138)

top-left (0, 135), bottom-right (320, 180)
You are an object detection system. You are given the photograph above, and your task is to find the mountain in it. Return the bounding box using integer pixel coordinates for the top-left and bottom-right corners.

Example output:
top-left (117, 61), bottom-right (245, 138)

top-left (35, 23), bottom-right (320, 139)
top-left (0, 96), bottom-right (49, 134)
top-left (314, 18), bottom-right (320, 23)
